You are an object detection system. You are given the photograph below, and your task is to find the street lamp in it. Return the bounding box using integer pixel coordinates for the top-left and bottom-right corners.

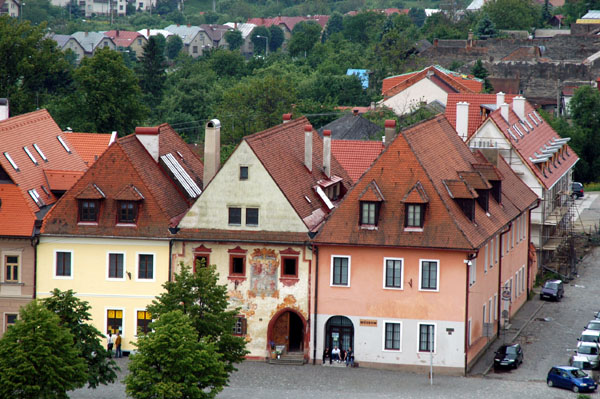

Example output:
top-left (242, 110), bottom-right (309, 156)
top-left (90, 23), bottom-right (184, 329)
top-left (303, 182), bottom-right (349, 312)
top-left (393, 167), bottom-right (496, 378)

top-left (256, 35), bottom-right (268, 56)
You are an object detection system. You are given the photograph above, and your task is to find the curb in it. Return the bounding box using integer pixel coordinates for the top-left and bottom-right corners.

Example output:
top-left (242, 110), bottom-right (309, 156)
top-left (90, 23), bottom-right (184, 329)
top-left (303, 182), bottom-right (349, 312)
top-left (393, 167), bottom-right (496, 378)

top-left (482, 300), bottom-right (546, 376)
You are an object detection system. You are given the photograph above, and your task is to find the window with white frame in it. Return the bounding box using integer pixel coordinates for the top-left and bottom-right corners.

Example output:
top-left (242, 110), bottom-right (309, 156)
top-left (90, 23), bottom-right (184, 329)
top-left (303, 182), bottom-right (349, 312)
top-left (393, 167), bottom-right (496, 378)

top-left (107, 309), bottom-right (123, 335)
top-left (384, 322), bottom-right (401, 350)
top-left (55, 251), bottom-right (72, 278)
top-left (420, 260), bottom-right (439, 291)
top-left (384, 258), bottom-right (403, 289)
top-left (419, 323), bottom-right (435, 352)
top-left (515, 272), bottom-right (519, 296)
top-left (331, 256), bottom-right (350, 286)
top-left (494, 236), bottom-right (498, 265)
top-left (108, 253), bottom-right (124, 279)
top-left (4, 255), bottom-right (19, 283)
top-left (137, 254), bottom-right (154, 280)
top-left (4, 314), bottom-right (17, 331)
top-left (136, 310), bottom-right (152, 335)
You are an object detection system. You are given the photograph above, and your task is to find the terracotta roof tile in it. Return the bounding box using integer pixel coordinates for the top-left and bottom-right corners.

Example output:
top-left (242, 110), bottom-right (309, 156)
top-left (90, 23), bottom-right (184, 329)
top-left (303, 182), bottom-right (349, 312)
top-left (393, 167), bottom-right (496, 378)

top-left (44, 170), bottom-right (85, 191)
top-left (63, 132), bottom-right (112, 166)
top-left (103, 30), bottom-right (146, 48)
top-left (0, 184), bottom-right (36, 237)
top-left (382, 66), bottom-right (483, 98)
top-left (459, 171), bottom-right (492, 190)
top-left (444, 179), bottom-right (478, 199)
top-left (445, 93), bottom-right (517, 138)
top-left (74, 183), bottom-right (106, 199)
top-left (173, 229), bottom-right (309, 243)
top-left (358, 181), bottom-right (385, 202)
top-left (331, 140), bottom-right (383, 182)
top-left (246, 15), bottom-right (329, 31)
top-left (114, 184), bottom-right (145, 201)
top-left (315, 115), bottom-right (538, 250)
top-left (401, 182), bottom-right (429, 203)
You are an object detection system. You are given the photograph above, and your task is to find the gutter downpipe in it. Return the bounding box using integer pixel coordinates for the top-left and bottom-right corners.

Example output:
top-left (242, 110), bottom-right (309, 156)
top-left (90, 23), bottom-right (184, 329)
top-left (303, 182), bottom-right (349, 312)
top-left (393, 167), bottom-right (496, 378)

top-left (527, 199), bottom-right (541, 295)
top-left (168, 240), bottom-right (173, 282)
top-left (312, 245), bottom-right (319, 365)
top-left (497, 222), bottom-right (512, 334)
top-left (464, 250), bottom-right (478, 376)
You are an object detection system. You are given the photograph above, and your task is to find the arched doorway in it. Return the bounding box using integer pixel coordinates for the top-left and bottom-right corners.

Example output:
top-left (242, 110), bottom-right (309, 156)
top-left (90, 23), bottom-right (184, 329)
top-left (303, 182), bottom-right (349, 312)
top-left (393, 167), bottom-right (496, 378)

top-left (325, 316), bottom-right (354, 352)
top-left (268, 309), bottom-right (305, 353)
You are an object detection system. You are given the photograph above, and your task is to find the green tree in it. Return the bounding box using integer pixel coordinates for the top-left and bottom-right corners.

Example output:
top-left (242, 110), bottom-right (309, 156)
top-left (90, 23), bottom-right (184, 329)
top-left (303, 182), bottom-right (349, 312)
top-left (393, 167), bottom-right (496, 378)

top-left (408, 7), bottom-right (427, 27)
top-left (42, 289), bottom-right (118, 389)
top-left (268, 25), bottom-right (285, 52)
top-left (342, 11), bottom-right (386, 45)
top-left (166, 34), bottom-right (184, 59)
top-left (0, 16), bottom-right (72, 115)
top-left (322, 11), bottom-right (344, 42)
top-left (137, 35), bottom-right (167, 99)
top-left (482, 0), bottom-right (542, 30)
top-left (476, 14), bottom-right (498, 38)
top-left (208, 49), bottom-right (247, 78)
top-left (224, 29), bottom-right (243, 51)
top-left (288, 20), bottom-right (322, 57)
top-left (567, 86), bottom-right (600, 182)
top-left (0, 300), bottom-right (87, 399)
top-left (421, 12), bottom-right (466, 40)
top-left (470, 59), bottom-right (493, 92)
top-left (49, 47), bottom-right (147, 135)
top-left (250, 25), bottom-right (270, 55)
top-left (125, 310), bottom-right (228, 399)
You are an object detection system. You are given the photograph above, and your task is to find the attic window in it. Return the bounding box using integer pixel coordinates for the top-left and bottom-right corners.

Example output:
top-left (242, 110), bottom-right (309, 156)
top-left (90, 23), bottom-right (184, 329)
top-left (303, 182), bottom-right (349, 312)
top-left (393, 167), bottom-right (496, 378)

top-left (3, 152), bottom-right (19, 171)
top-left (533, 111), bottom-right (543, 124)
top-left (23, 146), bottom-right (38, 165)
top-left (33, 144), bottom-right (47, 161)
top-left (57, 135), bottom-right (71, 153)
top-left (360, 201), bottom-right (380, 226)
top-left (512, 124), bottom-right (524, 138)
top-left (476, 189), bottom-right (489, 212)
top-left (456, 198), bottom-right (475, 221)
top-left (519, 121), bottom-right (529, 133)
top-left (405, 204), bottom-right (425, 228)
top-left (507, 128), bottom-right (518, 142)
top-left (524, 118), bottom-right (533, 130)
top-left (28, 189), bottom-right (45, 207)
top-left (490, 181), bottom-right (502, 204)
top-left (528, 113), bottom-right (538, 126)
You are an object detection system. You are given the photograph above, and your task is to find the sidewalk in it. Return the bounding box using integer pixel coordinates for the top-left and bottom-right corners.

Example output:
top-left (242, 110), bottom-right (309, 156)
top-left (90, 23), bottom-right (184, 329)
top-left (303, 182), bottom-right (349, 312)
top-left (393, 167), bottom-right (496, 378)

top-left (468, 290), bottom-right (545, 376)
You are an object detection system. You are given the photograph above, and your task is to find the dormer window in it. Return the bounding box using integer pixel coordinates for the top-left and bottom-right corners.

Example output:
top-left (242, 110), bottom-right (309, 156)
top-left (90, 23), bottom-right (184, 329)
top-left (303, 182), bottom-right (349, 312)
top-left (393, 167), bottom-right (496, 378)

top-left (114, 184), bottom-right (144, 225)
top-left (443, 179), bottom-right (477, 222)
top-left (118, 201), bottom-right (138, 224)
top-left (405, 204), bottom-right (424, 227)
top-left (317, 175), bottom-right (345, 205)
top-left (79, 200), bottom-right (99, 222)
top-left (360, 201), bottom-right (380, 226)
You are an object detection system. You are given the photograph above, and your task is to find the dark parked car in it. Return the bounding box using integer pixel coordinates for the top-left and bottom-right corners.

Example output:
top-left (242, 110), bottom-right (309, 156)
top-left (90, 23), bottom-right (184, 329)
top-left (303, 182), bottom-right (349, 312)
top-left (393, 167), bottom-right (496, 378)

top-left (547, 366), bottom-right (597, 393)
top-left (494, 343), bottom-right (523, 369)
top-left (572, 182), bottom-right (584, 198)
top-left (540, 279), bottom-right (564, 301)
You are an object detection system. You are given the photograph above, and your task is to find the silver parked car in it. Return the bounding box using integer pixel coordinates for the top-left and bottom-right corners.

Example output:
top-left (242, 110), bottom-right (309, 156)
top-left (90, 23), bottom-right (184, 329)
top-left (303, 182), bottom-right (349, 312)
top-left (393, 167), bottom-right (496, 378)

top-left (576, 342), bottom-right (600, 369)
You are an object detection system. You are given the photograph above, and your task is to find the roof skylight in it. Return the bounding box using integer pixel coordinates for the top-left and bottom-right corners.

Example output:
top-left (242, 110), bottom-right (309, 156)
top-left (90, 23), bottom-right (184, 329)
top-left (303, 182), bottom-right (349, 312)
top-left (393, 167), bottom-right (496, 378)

top-left (533, 111), bottom-right (543, 124)
top-left (3, 152), bottom-right (19, 171)
top-left (519, 122), bottom-right (529, 133)
top-left (528, 114), bottom-right (538, 126)
top-left (23, 146), bottom-right (38, 165)
top-left (160, 153), bottom-right (202, 198)
top-left (28, 189), bottom-right (45, 207)
top-left (33, 144), bottom-right (47, 161)
top-left (57, 135), bottom-right (71, 153)
top-left (507, 128), bottom-right (518, 142)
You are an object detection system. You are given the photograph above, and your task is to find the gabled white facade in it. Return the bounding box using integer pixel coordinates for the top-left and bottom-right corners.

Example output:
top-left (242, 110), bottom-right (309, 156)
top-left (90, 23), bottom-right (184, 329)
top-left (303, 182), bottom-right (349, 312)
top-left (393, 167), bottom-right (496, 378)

top-left (381, 78), bottom-right (448, 116)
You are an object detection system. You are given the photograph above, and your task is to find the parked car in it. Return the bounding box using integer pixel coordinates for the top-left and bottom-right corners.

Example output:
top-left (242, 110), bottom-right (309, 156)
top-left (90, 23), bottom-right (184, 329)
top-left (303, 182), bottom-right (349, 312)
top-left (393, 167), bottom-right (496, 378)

top-left (570, 356), bottom-right (600, 382)
top-left (540, 279), bottom-right (564, 301)
top-left (575, 342), bottom-right (600, 369)
top-left (572, 182), bottom-right (584, 198)
top-left (493, 343), bottom-right (523, 370)
top-left (547, 366), bottom-right (597, 393)
top-left (585, 320), bottom-right (600, 332)
top-left (578, 330), bottom-right (600, 347)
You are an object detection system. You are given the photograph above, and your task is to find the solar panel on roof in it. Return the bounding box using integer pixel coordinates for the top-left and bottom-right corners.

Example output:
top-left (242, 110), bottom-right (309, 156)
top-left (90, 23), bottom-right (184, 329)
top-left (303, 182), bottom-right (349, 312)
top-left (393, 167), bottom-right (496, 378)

top-left (160, 153), bottom-right (202, 198)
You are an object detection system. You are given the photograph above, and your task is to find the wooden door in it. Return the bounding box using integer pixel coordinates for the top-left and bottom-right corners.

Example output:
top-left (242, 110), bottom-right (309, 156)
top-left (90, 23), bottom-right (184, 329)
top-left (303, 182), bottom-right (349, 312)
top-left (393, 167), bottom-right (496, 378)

top-left (272, 312), bottom-right (290, 350)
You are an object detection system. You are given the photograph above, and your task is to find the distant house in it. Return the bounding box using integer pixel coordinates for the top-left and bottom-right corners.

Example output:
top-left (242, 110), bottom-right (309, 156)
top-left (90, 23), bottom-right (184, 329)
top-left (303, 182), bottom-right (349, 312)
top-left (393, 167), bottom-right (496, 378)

top-left (381, 65), bottom-right (483, 116)
top-left (71, 31), bottom-right (116, 57)
top-left (164, 24), bottom-right (212, 58)
top-left (0, 0), bottom-right (19, 17)
top-left (103, 30), bottom-right (148, 59)
top-left (317, 112), bottom-right (382, 141)
top-left (75, 0), bottom-right (126, 17)
top-left (137, 28), bottom-right (173, 40)
top-left (200, 24), bottom-right (233, 49)
top-left (49, 33), bottom-right (86, 64)
top-left (224, 22), bottom-right (256, 56)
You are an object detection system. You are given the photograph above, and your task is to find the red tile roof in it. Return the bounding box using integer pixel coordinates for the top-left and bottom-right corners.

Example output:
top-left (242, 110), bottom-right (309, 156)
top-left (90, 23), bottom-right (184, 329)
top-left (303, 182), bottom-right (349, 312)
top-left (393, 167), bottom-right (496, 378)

top-left (331, 140), bottom-right (383, 182)
top-left (41, 124), bottom-right (204, 237)
top-left (244, 117), bottom-right (352, 230)
top-left (315, 115), bottom-right (537, 250)
top-left (346, 8), bottom-right (409, 16)
top-left (445, 93), bottom-right (517, 138)
top-left (44, 170), bottom-right (85, 191)
top-left (382, 66), bottom-right (483, 98)
top-left (0, 184), bottom-right (36, 237)
top-left (103, 30), bottom-right (146, 48)
top-left (64, 132), bottom-right (112, 166)
top-left (173, 229), bottom-right (309, 243)
top-left (247, 15), bottom-right (329, 31)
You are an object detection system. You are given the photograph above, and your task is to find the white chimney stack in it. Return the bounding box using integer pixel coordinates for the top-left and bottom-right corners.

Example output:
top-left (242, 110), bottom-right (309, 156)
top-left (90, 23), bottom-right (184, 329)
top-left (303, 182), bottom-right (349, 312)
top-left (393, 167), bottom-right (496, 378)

top-left (282, 113), bottom-right (292, 124)
top-left (0, 98), bottom-right (9, 121)
top-left (135, 126), bottom-right (160, 162)
top-left (304, 124), bottom-right (313, 172)
top-left (513, 96), bottom-right (525, 121)
top-left (323, 129), bottom-right (331, 178)
top-left (500, 103), bottom-right (509, 123)
top-left (203, 119), bottom-right (221, 186)
top-left (496, 92), bottom-right (505, 108)
top-left (384, 119), bottom-right (396, 147)
top-left (456, 102), bottom-right (469, 141)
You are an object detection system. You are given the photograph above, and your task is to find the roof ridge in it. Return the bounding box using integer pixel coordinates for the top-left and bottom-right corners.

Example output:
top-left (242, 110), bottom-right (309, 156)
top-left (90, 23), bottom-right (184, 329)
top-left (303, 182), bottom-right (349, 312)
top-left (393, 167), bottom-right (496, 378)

top-left (245, 116), bottom-right (308, 142)
top-left (0, 109), bottom-right (51, 131)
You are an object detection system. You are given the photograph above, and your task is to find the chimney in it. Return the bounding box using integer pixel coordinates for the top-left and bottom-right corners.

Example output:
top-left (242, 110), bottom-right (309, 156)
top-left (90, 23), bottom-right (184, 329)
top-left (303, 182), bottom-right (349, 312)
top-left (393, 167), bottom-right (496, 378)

top-left (596, 77), bottom-right (600, 90)
top-left (135, 126), bottom-right (160, 162)
top-left (282, 113), bottom-right (292, 123)
top-left (304, 124), bottom-right (313, 172)
top-left (146, 28), bottom-right (150, 38)
top-left (513, 96), bottom-right (525, 121)
top-left (384, 119), bottom-right (396, 147)
top-left (500, 103), bottom-right (509, 123)
top-left (353, 108), bottom-right (359, 116)
top-left (456, 102), bottom-right (469, 141)
top-left (0, 98), bottom-right (9, 121)
top-left (323, 130), bottom-right (331, 178)
top-left (116, 29), bottom-right (120, 37)
top-left (433, 38), bottom-right (438, 47)
top-left (370, 102), bottom-right (375, 110)
top-left (203, 119), bottom-right (221, 185)
top-left (109, 131), bottom-right (117, 145)
top-left (234, 22), bottom-right (238, 29)
top-left (496, 92), bottom-right (505, 108)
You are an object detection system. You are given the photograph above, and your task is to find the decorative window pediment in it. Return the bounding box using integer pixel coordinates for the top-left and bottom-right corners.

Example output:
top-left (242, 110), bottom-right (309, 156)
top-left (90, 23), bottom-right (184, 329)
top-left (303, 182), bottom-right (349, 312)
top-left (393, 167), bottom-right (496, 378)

top-left (115, 184), bottom-right (145, 201)
top-left (75, 183), bottom-right (106, 200)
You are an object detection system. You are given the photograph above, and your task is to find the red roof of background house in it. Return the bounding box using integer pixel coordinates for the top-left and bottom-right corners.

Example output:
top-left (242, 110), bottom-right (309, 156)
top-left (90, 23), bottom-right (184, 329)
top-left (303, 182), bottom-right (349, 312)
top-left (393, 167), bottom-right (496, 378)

top-left (382, 66), bottom-right (483, 98)
top-left (0, 184), bottom-right (36, 237)
top-left (103, 30), bottom-right (146, 48)
top-left (314, 115), bottom-right (537, 249)
top-left (247, 15), bottom-right (330, 31)
top-left (445, 93), bottom-right (517, 138)
top-left (41, 124), bottom-right (204, 237)
top-left (64, 132), bottom-right (113, 167)
top-left (331, 140), bottom-right (383, 182)
top-left (243, 117), bottom-right (352, 231)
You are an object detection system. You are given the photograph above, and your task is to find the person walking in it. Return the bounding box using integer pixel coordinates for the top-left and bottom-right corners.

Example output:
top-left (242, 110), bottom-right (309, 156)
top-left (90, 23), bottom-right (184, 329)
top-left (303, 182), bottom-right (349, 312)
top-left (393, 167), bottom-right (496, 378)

top-left (115, 331), bottom-right (122, 358)
top-left (107, 332), bottom-right (114, 358)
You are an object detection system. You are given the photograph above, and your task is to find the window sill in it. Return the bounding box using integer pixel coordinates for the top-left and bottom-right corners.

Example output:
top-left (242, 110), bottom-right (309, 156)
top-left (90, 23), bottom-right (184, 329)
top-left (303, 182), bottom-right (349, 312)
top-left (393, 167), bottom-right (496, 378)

top-left (360, 225), bottom-right (378, 230)
top-left (280, 277), bottom-right (299, 287)
top-left (404, 227), bottom-right (423, 232)
top-left (228, 276), bottom-right (246, 283)
top-left (0, 282), bottom-right (24, 286)
top-left (78, 221), bottom-right (98, 226)
top-left (116, 223), bottom-right (137, 227)
top-left (331, 284), bottom-right (350, 288)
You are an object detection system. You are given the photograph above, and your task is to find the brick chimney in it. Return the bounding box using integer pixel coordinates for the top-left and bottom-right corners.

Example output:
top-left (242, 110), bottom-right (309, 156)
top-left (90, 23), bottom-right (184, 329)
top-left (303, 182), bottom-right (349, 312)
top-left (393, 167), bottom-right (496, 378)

top-left (116, 29), bottom-right (120, 37)
top-left (282, 113), bottom-right (292, 123)
top-left (135, 126), bottom-right (160, 162)
top-left (512, 96), bottom-right (525, 121)
top-left (384, 120), bottom-right (396, 147)
top-left (353, 108), bottom-right (359, 116)
top-left (456, 102), bottom-right (469, 141)
top-left (496, 92), bottom-right (505, 108)
top-left (203, 119), bottom-right (221, 185)
top-left (0, 98), bottom-right (9, 121)
top-left (500, 103), bottom-right (509, 123)
top-left (323, 130), bottom-right (331, 178)
top-left (304, 124), bottom-right (313, 172)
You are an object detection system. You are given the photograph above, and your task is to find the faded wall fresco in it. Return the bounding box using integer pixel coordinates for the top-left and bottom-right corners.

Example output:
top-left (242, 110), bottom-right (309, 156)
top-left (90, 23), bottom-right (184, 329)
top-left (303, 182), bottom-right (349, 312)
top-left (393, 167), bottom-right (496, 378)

top-left (249, 248), bottom-right (278, 298)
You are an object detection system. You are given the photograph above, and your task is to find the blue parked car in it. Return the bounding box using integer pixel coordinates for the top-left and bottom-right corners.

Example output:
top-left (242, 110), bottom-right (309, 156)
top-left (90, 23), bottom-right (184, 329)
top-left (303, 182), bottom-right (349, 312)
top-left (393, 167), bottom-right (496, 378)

top-left (547, 366), bottom-right (597, 393)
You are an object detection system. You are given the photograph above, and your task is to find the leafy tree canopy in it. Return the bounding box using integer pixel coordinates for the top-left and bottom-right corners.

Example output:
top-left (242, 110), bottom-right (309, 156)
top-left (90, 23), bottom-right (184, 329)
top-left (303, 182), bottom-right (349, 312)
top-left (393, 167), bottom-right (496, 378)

top-left (224, 29), bottom-right (243, 51)
top-left (288, 20), bottom-right (323, 57)
top-left (482, 0), bottom-right (543, 30)
top-left (268, 25), bottom-right (285, 52)
top-left (475, 14), bottom-right (498, 38)
top-left (166, 33), bottom-right (184, 59)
